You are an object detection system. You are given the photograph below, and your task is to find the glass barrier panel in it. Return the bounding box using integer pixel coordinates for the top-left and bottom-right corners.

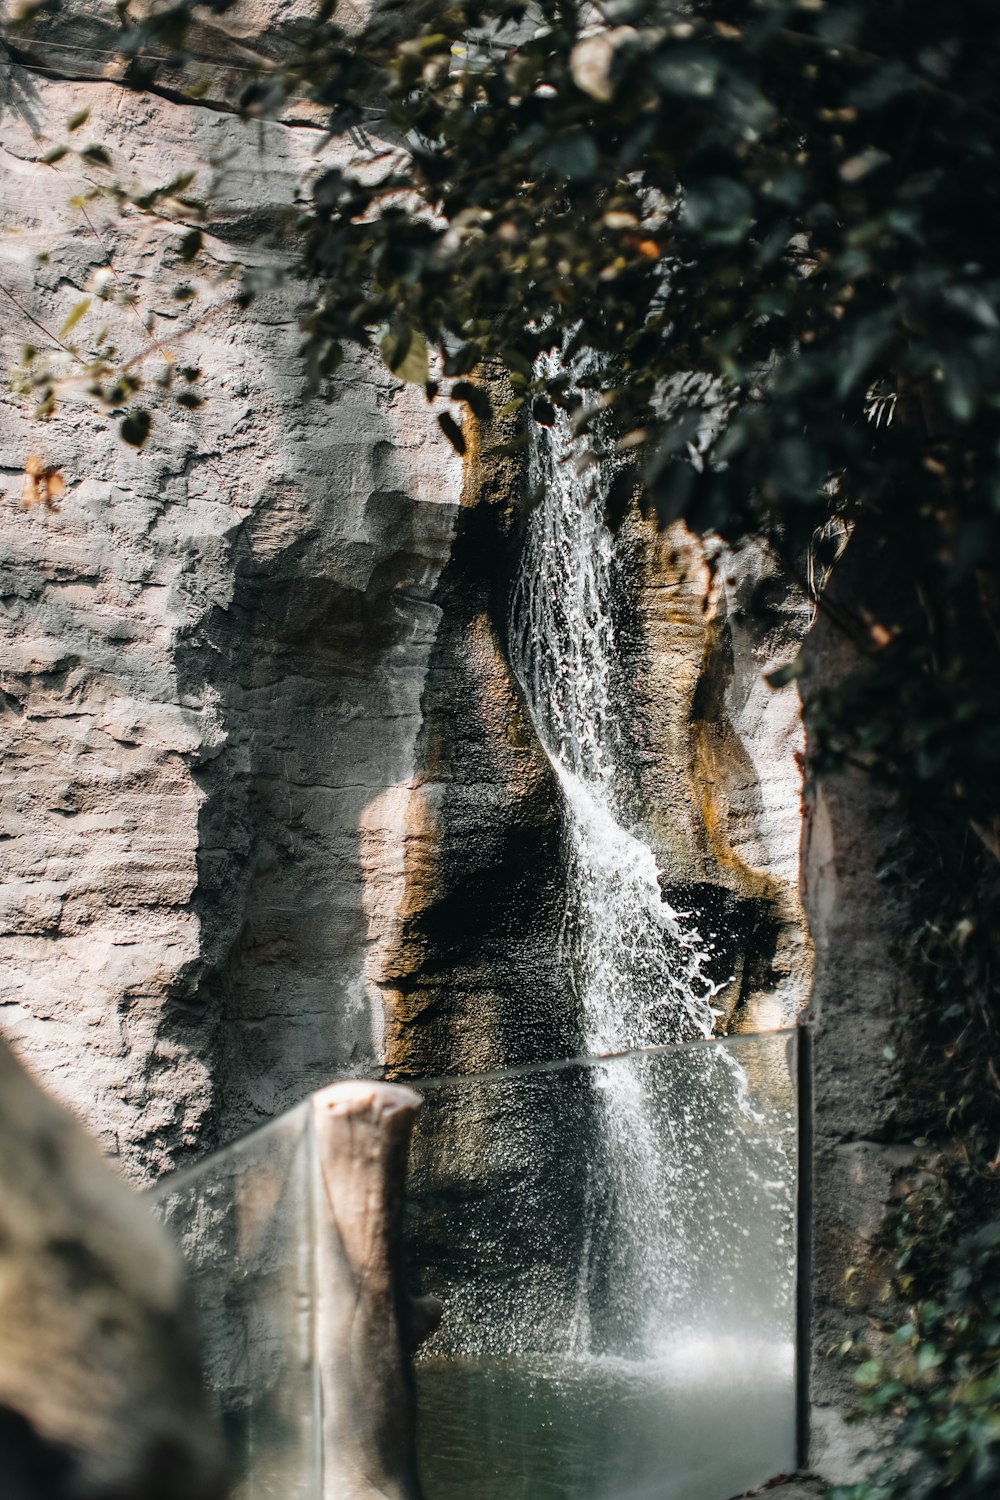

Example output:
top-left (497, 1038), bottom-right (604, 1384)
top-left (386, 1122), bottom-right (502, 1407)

top-left (150, 1030), bottom-right (799, 1500)
top-left (151, 1101), bottom-right (319, 1500)
top-left (407, 1031), bottom-right (799, 1500)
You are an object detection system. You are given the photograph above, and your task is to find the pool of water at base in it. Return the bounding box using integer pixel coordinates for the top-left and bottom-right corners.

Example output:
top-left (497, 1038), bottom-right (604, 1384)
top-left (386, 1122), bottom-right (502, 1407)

top-left (416, 1347), bottom-right (795, 1500)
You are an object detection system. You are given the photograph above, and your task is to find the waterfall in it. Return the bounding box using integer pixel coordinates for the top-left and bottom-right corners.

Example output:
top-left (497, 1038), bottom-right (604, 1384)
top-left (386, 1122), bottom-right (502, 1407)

top-left (406, 362), bottom-right (799, 1492)
top-left (509, 360), bottom-right (723, 1053)
top-left (509, 355), bottom-right (760, 1359)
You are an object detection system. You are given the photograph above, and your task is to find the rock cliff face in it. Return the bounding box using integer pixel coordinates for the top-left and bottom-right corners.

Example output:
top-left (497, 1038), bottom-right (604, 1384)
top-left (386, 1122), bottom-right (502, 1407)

top-left (0, 16), bottom-right (894, 1490)
top-left (374, 494), bottom-right (813, 1082)
top-left (363, 446), bottom-right (573, 1081)
top-left (628, 521), bottom-right (812, 1033)
top-left (0, 51), bottom-right (462, 1175)
top-left (797, 542), bottom-right (918, 1486)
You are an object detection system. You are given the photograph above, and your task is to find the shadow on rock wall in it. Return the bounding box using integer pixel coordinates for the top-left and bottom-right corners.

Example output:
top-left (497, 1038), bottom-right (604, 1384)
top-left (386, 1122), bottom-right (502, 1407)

top-left (174, 362), bottom-right (459, 1145)
top-left (375, 414), bottom-right (573, 1082)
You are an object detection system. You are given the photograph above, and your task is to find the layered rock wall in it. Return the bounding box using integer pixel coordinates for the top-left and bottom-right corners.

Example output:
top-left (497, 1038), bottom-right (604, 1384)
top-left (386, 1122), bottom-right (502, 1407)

top-left (798, 543), bottom-right (917, 1486)
top-left (0, 53), bottom-right (462, 1175)
top-left (628, 522), bottom-right (812, 1032)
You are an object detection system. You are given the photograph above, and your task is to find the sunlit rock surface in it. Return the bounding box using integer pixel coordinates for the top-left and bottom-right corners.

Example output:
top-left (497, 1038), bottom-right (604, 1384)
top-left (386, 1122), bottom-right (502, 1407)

top-left (0, 51), bottom-right (461, 1175)
top-left (366, 420), bottom-right (572, 1080)
top-left (630, 521), bottom-right (813, 1032)
top-left (377, 500), bottom-right (813, 1081)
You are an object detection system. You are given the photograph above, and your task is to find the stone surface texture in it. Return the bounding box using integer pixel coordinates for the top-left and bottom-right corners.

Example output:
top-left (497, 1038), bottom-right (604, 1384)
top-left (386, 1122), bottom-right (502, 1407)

top-left (797, 537), bottom-right (923, 1486)
top-left (0, 1033), bottom-right (224, 1498)
top-left (373, 474), bottom-right (815, 1082)
top-left (627, 520), bottom-right (813, 1033)
top-left (0, 46), bottom-right (462, 1176)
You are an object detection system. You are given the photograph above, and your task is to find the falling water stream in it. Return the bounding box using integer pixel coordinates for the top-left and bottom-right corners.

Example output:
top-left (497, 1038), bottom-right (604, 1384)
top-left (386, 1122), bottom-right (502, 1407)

top-left (410, 362), bottom-right (799, 1496)
top-left (510, 360), bottom-right (723, 1061)
top-left (509, 356), bottom-right (748, 1358)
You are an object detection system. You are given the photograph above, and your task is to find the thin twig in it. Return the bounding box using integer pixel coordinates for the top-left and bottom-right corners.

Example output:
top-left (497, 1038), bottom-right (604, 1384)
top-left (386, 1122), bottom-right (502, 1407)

top-left (0, 283), bottom-right (83, 362)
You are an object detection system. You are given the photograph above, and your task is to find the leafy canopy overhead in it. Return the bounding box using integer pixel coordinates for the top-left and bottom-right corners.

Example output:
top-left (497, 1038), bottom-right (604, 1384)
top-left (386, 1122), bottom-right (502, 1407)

top-left (10, 0), bottom-right (1000, 837)
top-left (271, 0), bottom-right (1000, 853)
top-left (274, 0), bottom-right (1000, 536)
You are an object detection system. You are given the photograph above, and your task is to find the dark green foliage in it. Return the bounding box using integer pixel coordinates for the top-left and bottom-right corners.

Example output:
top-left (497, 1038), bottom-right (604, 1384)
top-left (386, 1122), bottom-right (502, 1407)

top-left (834, 1222), bottom-right (1000, 1500)
top-left (830, 833), bottom-right (1000, 1500)
top-left (437, 409), bottom-right (467, 454)
top-left (179, 228), bottom-right (204, 263)
top-left (78, 144), bottom-right (112, 167)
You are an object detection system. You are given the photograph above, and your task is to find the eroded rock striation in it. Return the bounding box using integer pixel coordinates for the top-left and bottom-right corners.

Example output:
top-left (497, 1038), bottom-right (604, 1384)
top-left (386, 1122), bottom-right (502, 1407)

top-left (0, 48), bottom-right (462, 1174)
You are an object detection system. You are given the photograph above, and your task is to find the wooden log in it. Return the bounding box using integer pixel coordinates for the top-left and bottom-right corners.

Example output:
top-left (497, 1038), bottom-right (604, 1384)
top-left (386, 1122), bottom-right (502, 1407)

top-left (312, 1080), bottom-right (439, 1500)
top-left (0, 1037), bottom-right (226, 1500)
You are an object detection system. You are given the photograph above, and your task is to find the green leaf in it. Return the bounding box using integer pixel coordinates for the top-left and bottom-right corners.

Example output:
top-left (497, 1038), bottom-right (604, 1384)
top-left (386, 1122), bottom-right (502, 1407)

top-left (443, 343), bottom-right (480, 378)
top-left (80, 144), bottom-right (112, 167)
top-left (437, 410), bottom-right (466, 455)
top-left (651, 51), bottom-right (720, 99)
top-left (769, 436), bottom-right (825, 500)
top-left (943, 286), bottom-right (1000, 330)
top-left (103, 373), bottom-right (141, 407)
top-left (536, 131), bottom-right (600, 181)
top-left (41, 146), bottom-right (68, 166)
top-left (484, 432), bottom-right (532, 458)
top-left (766, 656), bottom-right (806, 690)
top-left (120, 409), bottom-right (152, 448)
top-left (681, 177), bottom-right (754, 245)
top-left (848, 60), bottom-right (914, 111)
top-left (59, 299), bottom-right (91, 339)
top-left (378, 323), bottom-right (429, 385)
top-left (942, 356), bottom-right (980, 423)
top-left (66, 109), bottom-right (90, 132)
top-left (839, 149), bottom-right (892, 184)
top-left (835, 315), bottom-right (892, 400)
top-left (854, 1359), bottom-right (884, 1388)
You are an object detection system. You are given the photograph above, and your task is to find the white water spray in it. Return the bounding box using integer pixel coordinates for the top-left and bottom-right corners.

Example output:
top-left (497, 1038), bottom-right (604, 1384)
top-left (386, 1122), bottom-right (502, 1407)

top-left (510, 360), bottom-right (724, 1054)
top-left (509, 351), bottom-right (731, 1044)
top-left (509, 354), bottom-right (768, 1357)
